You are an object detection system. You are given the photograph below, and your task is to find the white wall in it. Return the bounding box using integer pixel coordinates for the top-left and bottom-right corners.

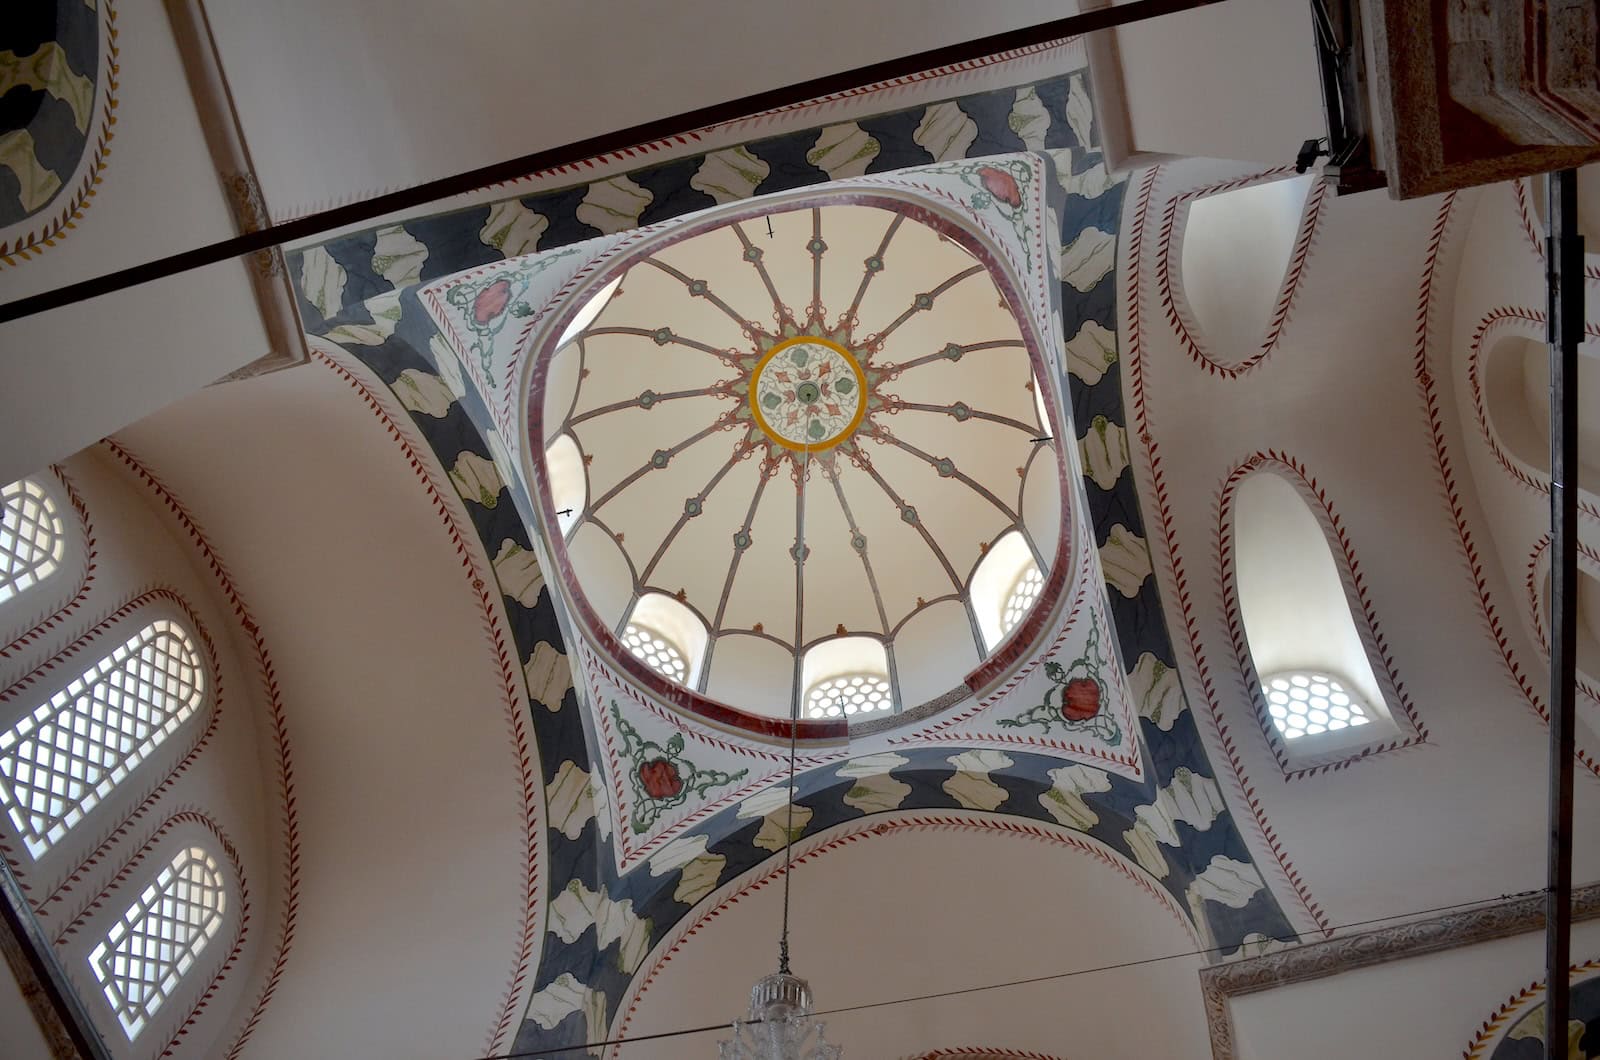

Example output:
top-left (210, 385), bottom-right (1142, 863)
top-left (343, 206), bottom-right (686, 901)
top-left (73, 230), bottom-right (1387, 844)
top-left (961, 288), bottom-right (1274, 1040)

top-left (0, 0), bottom-right (271, 484)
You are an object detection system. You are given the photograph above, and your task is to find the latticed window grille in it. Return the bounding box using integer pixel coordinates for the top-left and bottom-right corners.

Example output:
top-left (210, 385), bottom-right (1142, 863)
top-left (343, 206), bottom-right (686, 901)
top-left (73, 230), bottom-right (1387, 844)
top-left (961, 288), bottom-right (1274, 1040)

top-left (0, 619), bottom-right (205, 857)
top-left (0, 477), bottom-right (66, 604)
top-left (805, 673), bottom-right (892, 719)
top-left (621, 623), bottom-right (689, 683)
top-left (1262, 670), bottom-right (1372, 740)
top-left (1000, 565), bottom-right (1044, 637)
top-left (89, 845), bottom-right (226, 1039)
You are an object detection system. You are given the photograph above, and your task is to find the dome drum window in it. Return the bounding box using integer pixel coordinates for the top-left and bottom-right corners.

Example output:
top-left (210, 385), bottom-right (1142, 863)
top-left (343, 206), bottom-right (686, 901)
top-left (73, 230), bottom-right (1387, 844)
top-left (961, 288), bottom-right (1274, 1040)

top-left (1, 476), bottom-right (67, 605)
top-left (802, 636), bottom-right (894, 721)
top-left (620, 592), bottom-right (709, 688)
top-left (623, 623), bottom-right (689, 682)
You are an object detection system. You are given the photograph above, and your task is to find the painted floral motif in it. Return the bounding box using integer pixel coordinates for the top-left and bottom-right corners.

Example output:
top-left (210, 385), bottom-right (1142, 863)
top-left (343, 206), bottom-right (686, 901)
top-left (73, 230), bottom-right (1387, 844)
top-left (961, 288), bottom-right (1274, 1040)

top-left (998, 615), bottom-right (1121, 742)
top-left (925, 157), bottom-right (1040, 273)
top-left (442, 247), bottom-right (583, 383)
top-left (750, 338), bottom-right (864, 449)
top-left (610, 703), bottom-right (749, 833)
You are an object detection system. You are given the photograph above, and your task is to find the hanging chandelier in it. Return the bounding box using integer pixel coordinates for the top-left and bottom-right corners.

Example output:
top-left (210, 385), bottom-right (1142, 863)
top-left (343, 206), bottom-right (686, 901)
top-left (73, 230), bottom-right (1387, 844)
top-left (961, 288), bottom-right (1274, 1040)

top-left (719, 447), bottom-right (843, 1059)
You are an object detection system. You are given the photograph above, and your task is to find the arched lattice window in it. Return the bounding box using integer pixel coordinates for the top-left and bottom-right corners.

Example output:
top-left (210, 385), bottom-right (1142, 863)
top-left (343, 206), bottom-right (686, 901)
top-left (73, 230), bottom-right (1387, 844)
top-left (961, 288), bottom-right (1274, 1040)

top-left (1, 477), bottom-right (66, 605)
top-left (971, 530), bottom-right (1045, 652)
top-left (622, 623), bottom-right (688, 682)
top-left (805, 672), bottom-right (892, 719)
top-left (802, 636), bottom-right (893, 720)
top-left (1001, 566), bottom-right (1045, 638)
top-left (1261, 670), bottom-right (1372, 740)
top-left (0, 618), bottom-right (206, 857)
top-left (621, 593), bottom-right (708, 686)
top-left (89, 845), bottom-right (227, 1039)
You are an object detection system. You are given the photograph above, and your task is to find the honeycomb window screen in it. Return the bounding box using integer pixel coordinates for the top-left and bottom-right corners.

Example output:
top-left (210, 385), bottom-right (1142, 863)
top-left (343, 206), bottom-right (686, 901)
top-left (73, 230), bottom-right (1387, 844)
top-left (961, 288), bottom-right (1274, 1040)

top-left (1, 477), bottom-right (66, 604)
top-left (1000, 565), bottom-right (1044, 639)
top-left (622, 624), bottom-right (688, 683)
top-left (805, 673), bottom-right (893, 719)
top-left (0, 618), bottom-right (206, 857)
top-left (89, 845), bottom-right (227, 1039)
top-left (1262, 670), bottom-right (1371, 740)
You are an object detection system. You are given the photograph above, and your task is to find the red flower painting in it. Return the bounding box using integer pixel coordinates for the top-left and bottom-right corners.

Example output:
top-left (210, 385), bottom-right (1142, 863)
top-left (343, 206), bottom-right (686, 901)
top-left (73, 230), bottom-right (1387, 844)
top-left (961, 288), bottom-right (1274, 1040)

top-left (1061, 677), bottom-right (1101, 721)
top-left (978, 166), bottom-right (1023, 208)
top-left (638, 758), bottom-right (685, 799)
top-left (472, 278), bottom-right (513, 326)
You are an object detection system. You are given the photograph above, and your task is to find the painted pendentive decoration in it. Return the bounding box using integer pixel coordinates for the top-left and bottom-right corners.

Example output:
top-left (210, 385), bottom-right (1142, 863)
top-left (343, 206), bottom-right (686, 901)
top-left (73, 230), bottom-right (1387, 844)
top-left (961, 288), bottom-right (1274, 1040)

top-left (996, 612), bottom-right (1119, 743)
top-left (0, 0), bottom-right (118, 265)
top-left (288, 66), bottom-right (1298, 1057)
top-left (610, 701), bottom-right (749, 833)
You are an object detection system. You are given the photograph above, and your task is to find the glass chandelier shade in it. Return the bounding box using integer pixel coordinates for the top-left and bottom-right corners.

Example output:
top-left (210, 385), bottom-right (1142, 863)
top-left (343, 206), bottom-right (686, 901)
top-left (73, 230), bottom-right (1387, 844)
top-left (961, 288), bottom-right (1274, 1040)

top-left (718, 972), bottom-right (842, 1059)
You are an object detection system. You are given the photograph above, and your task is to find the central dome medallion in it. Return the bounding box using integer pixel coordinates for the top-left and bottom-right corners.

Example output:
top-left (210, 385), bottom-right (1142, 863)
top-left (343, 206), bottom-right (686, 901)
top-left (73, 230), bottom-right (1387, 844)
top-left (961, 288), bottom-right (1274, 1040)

top-left (748, 334), bottom-right (868, 451)
top-left (537, 195), bottom-right (1066, 727)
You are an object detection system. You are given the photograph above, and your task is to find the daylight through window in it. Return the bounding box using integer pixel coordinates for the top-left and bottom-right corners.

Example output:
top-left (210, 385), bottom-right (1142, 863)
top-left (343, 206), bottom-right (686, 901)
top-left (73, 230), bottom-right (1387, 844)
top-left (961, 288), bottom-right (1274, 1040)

top-left (1, 477), bottom-right (66, 605)
top-left (89, 845), bottom-right (227, 1038)
top-left (0, 618), bottom-right (206, 857)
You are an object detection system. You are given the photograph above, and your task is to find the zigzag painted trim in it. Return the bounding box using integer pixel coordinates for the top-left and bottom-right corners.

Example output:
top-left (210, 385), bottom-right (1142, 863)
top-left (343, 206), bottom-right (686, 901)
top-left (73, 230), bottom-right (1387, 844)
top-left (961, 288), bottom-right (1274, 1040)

top-left (1523, 535), bottom-right (1600, 707)
top-left (1, 465), bottom-right (98, 662)
top-left (0, 0), bottom-right (120, 267)
top-left (308, 348), bottom-right (542, 1056)
top-left (1155, 166), bottom-right (1326, 379)
top-left (1462, 306), bottom-right (1600, 522)
top-left (610, 811), bottom-right (1196, 1045)
top-left (1124, 164), bottom-right (1329, 934)
top-left (1461, 955), bottom-right (1600, 1058)
top-left (98, 439), bottom-right (302, 1060)
top-left (1408, 199), bottom-right (1600, 781)
top-left (1510, 178), bottom-right (1600, 285)
top-left (1216, 451), bottom-right (1428, 778)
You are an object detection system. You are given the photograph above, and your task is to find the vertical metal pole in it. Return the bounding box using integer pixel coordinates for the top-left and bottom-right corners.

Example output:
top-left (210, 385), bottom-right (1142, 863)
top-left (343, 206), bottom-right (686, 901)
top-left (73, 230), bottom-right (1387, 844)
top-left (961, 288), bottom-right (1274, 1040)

top-left (1544, 167), bottom-right (1582, 1060)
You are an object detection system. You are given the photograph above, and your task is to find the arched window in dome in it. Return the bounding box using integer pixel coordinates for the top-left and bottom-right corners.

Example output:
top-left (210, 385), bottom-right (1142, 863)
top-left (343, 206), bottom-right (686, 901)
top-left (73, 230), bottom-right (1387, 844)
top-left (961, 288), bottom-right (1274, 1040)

top-left (970, 530), bottom-right (1045, 653)
top-left (621, 593), bottom-right (708, 687)
top-left (802, 636), bottom-right (893, 720)
top-left (1, 476), bottom-right (67, 605)
top-left (545, 434), bottom-right (587, 537)
top-left (89, 844), bottom-right (227, 1039)
top-left (1232, 471), bottom-right (1403, 757)
top-left (0, 616), bottom-right (207, 857)
top-left (555, 274), bottom-right (623, 351)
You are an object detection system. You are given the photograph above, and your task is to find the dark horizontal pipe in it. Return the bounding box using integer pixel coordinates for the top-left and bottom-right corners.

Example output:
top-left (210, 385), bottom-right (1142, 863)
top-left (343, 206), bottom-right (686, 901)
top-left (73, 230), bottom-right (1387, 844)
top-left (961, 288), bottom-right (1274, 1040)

top-left (0, 0), bottom-right (1226, 324)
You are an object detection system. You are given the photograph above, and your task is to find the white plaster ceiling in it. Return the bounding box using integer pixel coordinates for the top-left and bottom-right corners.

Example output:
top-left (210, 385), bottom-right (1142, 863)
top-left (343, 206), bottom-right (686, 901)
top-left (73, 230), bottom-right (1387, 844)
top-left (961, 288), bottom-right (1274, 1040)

top-left (112, 357), bottom-right (533, 1060)
top-left (554, 201), bottom-right (1054, 698)
top-left (1122, 158), bottom-right (1600, 945)
top-left (197, 0), bottom-right (1071, 222)
top-left (614, 818), bottom-right (1208, 1058)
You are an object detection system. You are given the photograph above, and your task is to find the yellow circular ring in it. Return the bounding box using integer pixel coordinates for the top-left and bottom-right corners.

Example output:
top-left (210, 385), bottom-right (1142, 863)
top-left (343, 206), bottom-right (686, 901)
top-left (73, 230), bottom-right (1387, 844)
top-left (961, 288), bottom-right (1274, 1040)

top-left (748, 336), bottom-right (868, 451)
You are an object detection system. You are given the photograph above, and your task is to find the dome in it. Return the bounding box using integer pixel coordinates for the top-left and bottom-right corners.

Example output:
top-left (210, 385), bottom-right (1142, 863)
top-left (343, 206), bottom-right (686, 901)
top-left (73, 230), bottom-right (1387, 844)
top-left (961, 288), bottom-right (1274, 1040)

top-left (532, 195), bottom-right (1066, 724)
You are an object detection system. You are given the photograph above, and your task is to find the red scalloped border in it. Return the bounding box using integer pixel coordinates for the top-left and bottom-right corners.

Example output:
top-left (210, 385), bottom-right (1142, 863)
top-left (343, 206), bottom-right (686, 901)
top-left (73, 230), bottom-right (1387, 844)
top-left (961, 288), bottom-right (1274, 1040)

top-left (1461, 955), bottom-right (1600, 1058)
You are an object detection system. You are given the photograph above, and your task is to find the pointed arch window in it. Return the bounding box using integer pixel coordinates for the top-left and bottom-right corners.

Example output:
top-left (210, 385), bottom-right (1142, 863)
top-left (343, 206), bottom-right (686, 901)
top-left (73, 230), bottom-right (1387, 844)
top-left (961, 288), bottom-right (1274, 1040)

top-left (1, 477), bottom-right (67, 605)
top-left (0, 617), bottom-right (206, 857)
top-left (802, 636), bottom-right (893, 720)
top-left (88, 844), bottom-right (227, 1039)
